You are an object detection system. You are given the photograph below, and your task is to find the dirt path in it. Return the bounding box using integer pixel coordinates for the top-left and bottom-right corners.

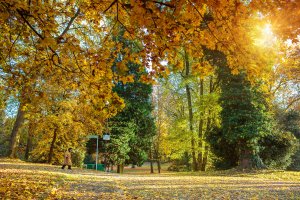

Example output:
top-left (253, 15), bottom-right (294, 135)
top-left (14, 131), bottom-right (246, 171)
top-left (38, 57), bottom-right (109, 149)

top-left (1, 159), bottom-right (300, 199)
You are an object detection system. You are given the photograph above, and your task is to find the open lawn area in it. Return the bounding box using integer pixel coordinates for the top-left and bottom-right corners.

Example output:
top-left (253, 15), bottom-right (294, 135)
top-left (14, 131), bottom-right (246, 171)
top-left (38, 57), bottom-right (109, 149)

top-left (0, 159), bottom-right (300, 199)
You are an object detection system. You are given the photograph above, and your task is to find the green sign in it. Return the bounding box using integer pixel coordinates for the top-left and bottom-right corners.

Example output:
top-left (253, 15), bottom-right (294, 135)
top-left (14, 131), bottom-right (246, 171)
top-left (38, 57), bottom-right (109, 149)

top-left (87, 135), bottom-right (98, 139)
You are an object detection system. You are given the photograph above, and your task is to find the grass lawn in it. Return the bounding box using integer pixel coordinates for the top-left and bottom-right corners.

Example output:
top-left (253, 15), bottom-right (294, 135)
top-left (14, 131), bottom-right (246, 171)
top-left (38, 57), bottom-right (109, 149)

top-left (0, 158), bottom-right (299, 199)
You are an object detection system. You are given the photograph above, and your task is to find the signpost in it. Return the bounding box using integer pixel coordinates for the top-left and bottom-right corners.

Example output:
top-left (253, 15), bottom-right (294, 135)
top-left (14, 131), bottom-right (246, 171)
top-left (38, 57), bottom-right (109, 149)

top-left (87, 135), bottom-right (99, 170)
top-left (103, 134), bottom-right (110, 141)
top-left (87, 134), bottom-right (110, 171)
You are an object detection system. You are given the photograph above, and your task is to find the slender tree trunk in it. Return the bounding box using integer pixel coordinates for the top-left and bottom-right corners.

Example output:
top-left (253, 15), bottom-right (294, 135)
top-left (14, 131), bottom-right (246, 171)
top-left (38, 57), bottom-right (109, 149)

top-left (117, 164), bottom-right (124, 173)
top-left (157, 159), bottom-right (161, 174)
top-left (8, 104), bottom-right (25, 158)
top-left (25, 125), bottom-right (33, 160)
top-left (197, 79), bottom-right (204, 171)
top-left (150, 148), bottom-right (154, 173)
top-left (150, 160), bottom-right (154, 173)
top-left (202, 113), bottom-right (211, 172)
top-left (184, 51), bottom-right (197, 171)
top-left (48, 127), bottom-right (58, 164)
top-left (201, 144), bottom-right (209, 171)
top-left (201, 76), bottom-right (213, 171)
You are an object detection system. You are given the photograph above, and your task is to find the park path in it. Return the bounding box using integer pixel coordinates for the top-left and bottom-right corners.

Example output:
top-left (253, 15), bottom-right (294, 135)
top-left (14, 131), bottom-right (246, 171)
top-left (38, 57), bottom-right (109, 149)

top-left (1, 159), bottom-right (300, 199)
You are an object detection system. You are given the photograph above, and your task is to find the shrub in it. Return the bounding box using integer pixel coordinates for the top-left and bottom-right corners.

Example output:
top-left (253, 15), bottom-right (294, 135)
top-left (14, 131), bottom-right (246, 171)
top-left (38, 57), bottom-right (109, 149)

top-left (259, 131), bottom-right (298, 169)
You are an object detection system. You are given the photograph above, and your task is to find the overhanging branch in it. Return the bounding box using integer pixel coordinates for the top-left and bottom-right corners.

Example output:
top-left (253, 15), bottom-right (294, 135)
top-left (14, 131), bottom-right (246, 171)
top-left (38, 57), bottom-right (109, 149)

top-left (57, 8), bottom-right (80, 41)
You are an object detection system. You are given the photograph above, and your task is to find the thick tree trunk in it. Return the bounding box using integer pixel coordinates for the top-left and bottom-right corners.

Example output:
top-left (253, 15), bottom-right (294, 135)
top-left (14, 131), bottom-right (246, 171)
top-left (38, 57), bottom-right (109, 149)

top-left (8, 104), bottom-right (25, 158)
top-left (197, 79), bottom-right (204, 171)
top-left (184, 51), bottom-right (197, 171)
top-left (238, 140), bottom-right (252, 169)
top-left (48, 127), bottom-right (58, 164)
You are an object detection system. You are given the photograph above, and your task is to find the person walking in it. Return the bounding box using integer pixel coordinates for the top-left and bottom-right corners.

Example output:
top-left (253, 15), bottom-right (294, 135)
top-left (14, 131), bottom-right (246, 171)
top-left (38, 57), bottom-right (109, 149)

top-left (62, 148), bottom-right (72, 170)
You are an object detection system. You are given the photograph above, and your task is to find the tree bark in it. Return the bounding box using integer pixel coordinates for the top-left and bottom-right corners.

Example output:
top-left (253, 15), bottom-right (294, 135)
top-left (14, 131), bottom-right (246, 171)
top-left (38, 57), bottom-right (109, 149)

top-left (185, 52), bottom-right (197, 171)
top-left (149, 149), bottom-right (154, 173)
top-left (117, 164), bottom-right (124, 173)
top-left (197, 79), bottom-right (204, 171)
top-left (8, 103), bottom-right (25, 158)
top-left (48, 127), bottom-right (58, 164)
top-left (25, 128), bottom-right (33, 160)
top-left (201, 144), bottom-right (209, 171)
top-left (184, 51), bottom-right (197, 171)
top-left (238, 140), bottom-right (252, 169)
top-left (201, 76), bottom-right (213, 171)
top-left (157, 159), bottom-right (161, 174)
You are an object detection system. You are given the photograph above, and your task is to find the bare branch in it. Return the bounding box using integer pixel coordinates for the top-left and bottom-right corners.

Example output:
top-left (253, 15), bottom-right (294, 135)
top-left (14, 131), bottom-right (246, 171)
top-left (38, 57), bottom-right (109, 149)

top-left (285, 96), bottom-right (300, 111)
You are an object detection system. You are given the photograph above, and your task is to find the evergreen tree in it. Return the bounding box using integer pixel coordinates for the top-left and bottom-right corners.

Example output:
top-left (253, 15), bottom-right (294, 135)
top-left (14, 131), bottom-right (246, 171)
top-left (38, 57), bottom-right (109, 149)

top-left (112, 61), bottom-right (156, 167)
top-left (219, 67), bottom-right (272, 169)
top-left (206, 49), bottom-right (272, 169)
top-left (109, 29), bottom-right (156, 170)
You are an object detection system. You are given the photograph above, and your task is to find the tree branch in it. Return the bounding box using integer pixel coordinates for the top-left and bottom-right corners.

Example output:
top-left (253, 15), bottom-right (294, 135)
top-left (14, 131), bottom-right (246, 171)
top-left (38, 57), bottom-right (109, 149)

top-left (17, 9), bottom-right (44, 39)
top-left (57, 8), bottom-right (80, 41)
top-left (285, 96), bottom-right (300, 111)
top-left (104, 0), bottom-right (117, 13)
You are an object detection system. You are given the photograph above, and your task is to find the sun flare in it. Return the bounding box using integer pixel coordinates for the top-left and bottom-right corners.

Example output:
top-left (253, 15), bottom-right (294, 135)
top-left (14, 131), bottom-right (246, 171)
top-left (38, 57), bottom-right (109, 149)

top-left (262, 24), bottom-right (273, 36)
top-left (254, 23), bottom-right (277, 47)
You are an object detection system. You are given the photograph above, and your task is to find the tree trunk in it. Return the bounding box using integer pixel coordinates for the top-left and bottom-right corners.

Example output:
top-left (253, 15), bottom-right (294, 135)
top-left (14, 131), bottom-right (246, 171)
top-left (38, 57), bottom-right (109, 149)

top-left (117, 164), bottom-right (124, 173)
top-left (150, 149), bottom-right (154, 173)
top-left (150, 160), bottom-right (154, 173)
top-left (202, 112), bottom-right (211, 171)
top-left (201, 144), bottom-right (209, 171)
top-left (48, 127), bottom-right (58, 164)
top-left (157, 158), bottom-right (161, 173)
top-left (197, 79), bottom-right (204, 171)
top-left (184, 51), bottom-right (197, 171)
top-left (201, 76), bottom-right (213, 171)
top-left (238, 140), bottom-right (252, 169)
top-left (25, 132), bottom-right (32, 160)
top-left (8, 104), bottom-right (25, 158)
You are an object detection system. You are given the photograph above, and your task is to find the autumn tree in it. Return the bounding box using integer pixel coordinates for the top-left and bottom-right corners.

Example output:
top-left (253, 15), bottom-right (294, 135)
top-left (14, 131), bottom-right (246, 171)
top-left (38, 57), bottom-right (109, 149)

top-left (1, 1), bottom-right (300, 169)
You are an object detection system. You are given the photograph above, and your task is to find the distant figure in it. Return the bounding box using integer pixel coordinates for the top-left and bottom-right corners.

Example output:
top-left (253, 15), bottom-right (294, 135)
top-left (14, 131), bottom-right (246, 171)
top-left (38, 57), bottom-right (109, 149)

top-left (62, 148), bottom-right (72, 170)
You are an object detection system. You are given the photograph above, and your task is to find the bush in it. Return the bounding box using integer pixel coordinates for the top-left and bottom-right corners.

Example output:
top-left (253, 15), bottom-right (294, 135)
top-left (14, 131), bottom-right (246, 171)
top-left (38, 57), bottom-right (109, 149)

top-left (167, 164), bottom-right (189, 172)
top-left (167, 153), bottom-right (191, 172)
top-left (288, 149), bottom-right (300, 171)
top-left (71, 149), bottom-right (85, 167)
top-left (206, 127), bottom-right (239, 169)
top-left (259, 131), bottom-right (298, 169)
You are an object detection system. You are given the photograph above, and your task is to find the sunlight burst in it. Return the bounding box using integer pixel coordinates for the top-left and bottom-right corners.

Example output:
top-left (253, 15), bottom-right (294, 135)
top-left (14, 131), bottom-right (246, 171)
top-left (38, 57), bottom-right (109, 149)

top-left (254, 23), bottom-right (277, 47)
